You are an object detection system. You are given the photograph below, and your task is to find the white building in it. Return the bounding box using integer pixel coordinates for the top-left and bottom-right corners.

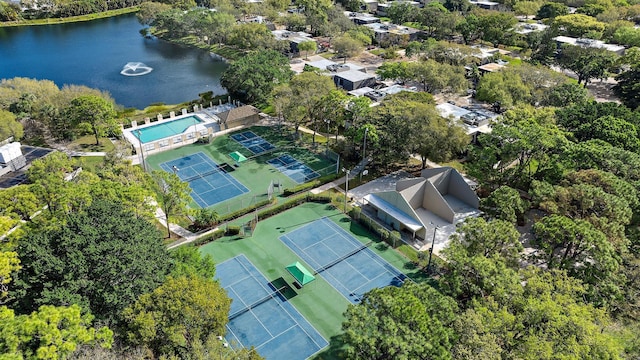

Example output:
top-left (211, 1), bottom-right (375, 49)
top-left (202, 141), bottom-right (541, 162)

top-left (553, 36), bottom-right (626, 56)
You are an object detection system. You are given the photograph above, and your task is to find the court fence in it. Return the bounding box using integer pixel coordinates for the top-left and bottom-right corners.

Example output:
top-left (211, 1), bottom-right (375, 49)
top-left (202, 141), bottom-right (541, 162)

top-left (350, 207), bottom-right (401, 249)
top-left (191, 193), bottom-right (334, 247)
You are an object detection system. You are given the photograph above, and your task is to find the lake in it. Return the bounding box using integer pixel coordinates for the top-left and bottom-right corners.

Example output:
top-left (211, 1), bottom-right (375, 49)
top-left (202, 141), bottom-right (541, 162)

top-left (0, 14), bottom-right (228, 109)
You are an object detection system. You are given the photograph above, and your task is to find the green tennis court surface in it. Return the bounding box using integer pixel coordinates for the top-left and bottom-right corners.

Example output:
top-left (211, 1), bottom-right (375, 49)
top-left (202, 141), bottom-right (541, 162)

top-left (160, 152), bottom-right (248, 207)
top-left (216, 255), bottom-right (328, 359)
top-left (145, 126), bottom-right (337, 215)
top-left (280, 217), bottom-right (407, 303)
top-left (200, 203), bottom-right (425, 359)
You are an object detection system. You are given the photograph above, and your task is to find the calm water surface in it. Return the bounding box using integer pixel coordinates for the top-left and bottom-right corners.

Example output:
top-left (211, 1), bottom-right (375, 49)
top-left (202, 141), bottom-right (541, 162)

top-left (0, 14), bottom-right (228, 109)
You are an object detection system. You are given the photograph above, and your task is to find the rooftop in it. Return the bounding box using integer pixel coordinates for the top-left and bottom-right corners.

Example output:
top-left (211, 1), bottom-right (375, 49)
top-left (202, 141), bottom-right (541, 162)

top-left (553, 36), bottom-right (625, 53)
top-left (271, 30), bottom-right (314, 44)
top-left (335, 70), bottom-right (376, 82)
top-left (471, 45), bottom-right (512, 58)
top-left (478, 63), bottom-right (506, 72)
top-left (348, 87), bottom-right (375, 97)
top-left (514, 22), bottom-right (549, 34)
top-left (364, 22), bottom-right (421, 35)
top-left (469, 0), bottom-right (499, 5)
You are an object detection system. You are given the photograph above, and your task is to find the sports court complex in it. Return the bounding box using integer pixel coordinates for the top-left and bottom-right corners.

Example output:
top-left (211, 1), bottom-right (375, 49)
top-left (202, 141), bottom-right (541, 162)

top-left (145, 126), bottom-right (337, 215)
top-left (200, 203), bottom-right (424, 359)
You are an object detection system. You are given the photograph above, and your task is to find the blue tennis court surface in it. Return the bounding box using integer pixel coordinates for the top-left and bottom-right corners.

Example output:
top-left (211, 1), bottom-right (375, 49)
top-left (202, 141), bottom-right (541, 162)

top-left (267, 155), bottom-right (320, 184)
top-left (231, 131), bottom-right (276, 154)
top-left (160, 152), bottom-right (249, 208)
top-left (280, 218), bottom-right (407, 303)
top-left (216, 255), bottom-right (328, 360)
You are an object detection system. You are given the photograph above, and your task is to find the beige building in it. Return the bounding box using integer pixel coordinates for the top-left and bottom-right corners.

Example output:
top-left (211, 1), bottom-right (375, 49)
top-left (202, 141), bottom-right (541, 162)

top-left (363, 167), bottom-right (480, 246)
top-left (218, 105), bottom-right (260, 130)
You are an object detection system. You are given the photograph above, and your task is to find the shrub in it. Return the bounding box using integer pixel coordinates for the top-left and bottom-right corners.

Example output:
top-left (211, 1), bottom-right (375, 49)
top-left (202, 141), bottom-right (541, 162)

top-left (282, 174), bottom-right (340, 196)
top-left (225, 225), bottom-right (241, 236)
top-left (257, 193), bottom-right (332, 220)
top-left (191, 208), bottom-right (219, 231)
top-left (192, 229), bottom-right (225, 246)
top-left (217, 198), bottom-right (274, 223)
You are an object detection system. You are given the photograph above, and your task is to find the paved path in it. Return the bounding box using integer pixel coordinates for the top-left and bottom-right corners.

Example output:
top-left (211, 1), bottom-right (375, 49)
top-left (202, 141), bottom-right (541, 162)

top-left (69, 151), bottom-right (107, 156)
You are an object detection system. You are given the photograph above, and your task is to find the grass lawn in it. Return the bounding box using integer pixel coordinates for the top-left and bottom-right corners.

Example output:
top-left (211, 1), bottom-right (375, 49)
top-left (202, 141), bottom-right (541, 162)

top-left (199, 202), bottom-right (421, 359)
top-left (74, 156), bottom-right (104, 172)
top-left (70, 135), bottom-right (115, 153)
top-left (145, 126), bottom-right (337, 215)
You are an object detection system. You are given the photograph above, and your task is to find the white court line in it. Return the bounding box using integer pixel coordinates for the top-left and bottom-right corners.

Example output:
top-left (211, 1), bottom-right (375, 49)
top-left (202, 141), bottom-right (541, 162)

top-left (235, 256), bottom-right (328, 350)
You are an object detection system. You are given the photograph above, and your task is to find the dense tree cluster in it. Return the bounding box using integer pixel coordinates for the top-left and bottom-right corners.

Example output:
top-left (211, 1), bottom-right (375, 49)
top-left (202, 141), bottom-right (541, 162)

top-left (4, 0), bottom-right (640, 357)
top-left (0, 78), bottom-right (119, 145)
top-left (0, 150), bottom-right (248, 358)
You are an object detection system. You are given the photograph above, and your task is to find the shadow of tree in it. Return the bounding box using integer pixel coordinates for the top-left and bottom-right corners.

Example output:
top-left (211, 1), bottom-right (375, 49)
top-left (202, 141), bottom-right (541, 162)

top-left (311, 334), bottom-right (348, 360)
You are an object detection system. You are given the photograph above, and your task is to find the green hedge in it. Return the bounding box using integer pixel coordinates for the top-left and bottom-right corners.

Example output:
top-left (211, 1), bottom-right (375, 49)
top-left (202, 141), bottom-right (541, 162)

top-left (192, 229), bottom-right (225, 246)
top-left (217, 198), bottom-right (275, 223)
top-left (225, 225), bottom-right (241, 236)
top-left (282, 174), bottom-right (340, 196)
top-left (191, 194), bottom-right (331, 247)
top-left (257, 193), bottom-right (332, 220)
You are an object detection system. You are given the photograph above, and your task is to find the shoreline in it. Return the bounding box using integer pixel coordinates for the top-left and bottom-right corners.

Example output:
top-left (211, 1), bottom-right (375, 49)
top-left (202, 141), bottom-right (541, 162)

top-left (0, 6), bottom-right (139, 28)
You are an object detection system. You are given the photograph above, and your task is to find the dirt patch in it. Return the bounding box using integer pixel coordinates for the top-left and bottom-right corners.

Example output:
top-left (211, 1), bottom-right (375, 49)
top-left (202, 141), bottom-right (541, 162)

top-left (349, 50), bottom-right (385, 69)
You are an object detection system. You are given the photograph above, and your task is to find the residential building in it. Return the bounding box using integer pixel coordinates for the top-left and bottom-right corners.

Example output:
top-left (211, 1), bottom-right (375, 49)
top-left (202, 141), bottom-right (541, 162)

top-left (305, 59), bottom-right (376, 91)
top-left (334, 70), bottom-right (377, 91)
top-left (436, 103), bottom-right (497, 142)
top-left (364, 22), bottom-right (421, 46)
top-left (478, 62), bottom-right (506, 73)
top-left (363, 0), bottom-right (378, 13)
top-left (271, 30), bottom-right (315, 54)
top-left (470, 45), bottom-right (512, 64)
top-left (552, 36), bottom-right (626, 56)
top-left (469, 0), bottom-right (500, 10)
top-left (344, 11), bottom-right (381, 25)
top-left (514, 22), bottom-right (548, 35)
top-left (375, 1), bottom-right (420, 16)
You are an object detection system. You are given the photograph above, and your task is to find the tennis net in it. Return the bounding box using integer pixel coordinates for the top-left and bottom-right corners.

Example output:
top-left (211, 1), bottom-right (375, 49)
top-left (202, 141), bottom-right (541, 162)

top-left (181, 165), bottom-right (227, 182)
top-left (314, 241), bottom-right (373, 274)
top-left (228, 286), bottom-right (286, 320)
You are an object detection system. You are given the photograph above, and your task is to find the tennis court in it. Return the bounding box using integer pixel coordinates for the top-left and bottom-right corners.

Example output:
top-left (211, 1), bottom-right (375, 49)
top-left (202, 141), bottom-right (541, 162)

top-left (280, 218), bottom-right (407, 303)
top-left (160, 152), bottom-right (248, 208)
top-left (231, 131), bottom-right (276, 154)
top-left (267, 155), bottom-right (320, 184)
top-left (216, 255), bottom-right (328, 360)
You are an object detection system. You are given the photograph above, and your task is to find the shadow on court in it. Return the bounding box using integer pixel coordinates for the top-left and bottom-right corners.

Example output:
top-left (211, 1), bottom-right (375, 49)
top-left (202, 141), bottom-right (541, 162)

top-left (269, 277), bottom-right (297, 300)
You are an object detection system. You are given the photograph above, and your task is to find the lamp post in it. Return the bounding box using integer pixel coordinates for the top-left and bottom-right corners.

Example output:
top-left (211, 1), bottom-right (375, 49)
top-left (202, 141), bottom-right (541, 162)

top-left (362, 126), bottom-right (368, 163)
top-left (427, 224), bottom-right (438, 274)
top-left (342, 167), bottom-right (350, 213)
top-left (324, 119), bottom-right (331, 151)
top-left (136, 129), bottom-right (146, 172)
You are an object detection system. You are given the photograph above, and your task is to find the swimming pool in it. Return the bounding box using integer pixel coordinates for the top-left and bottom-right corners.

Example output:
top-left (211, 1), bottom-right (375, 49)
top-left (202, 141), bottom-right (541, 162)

top-left (133, 115), bottom-right (204, 143)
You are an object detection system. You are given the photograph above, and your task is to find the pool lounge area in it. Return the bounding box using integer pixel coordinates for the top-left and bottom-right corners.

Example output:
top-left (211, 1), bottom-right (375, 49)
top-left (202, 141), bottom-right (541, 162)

top-left (134, 115), bottom-right (204, 144)
top-left (123, 102), bottom-right (264, 160)
top-left (122, 107), bottom-right (223, 157)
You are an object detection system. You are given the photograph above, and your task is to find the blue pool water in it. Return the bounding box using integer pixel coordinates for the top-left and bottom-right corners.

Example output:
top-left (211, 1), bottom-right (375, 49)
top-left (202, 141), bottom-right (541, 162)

top-left (134, 116), bottom-right (203, 143)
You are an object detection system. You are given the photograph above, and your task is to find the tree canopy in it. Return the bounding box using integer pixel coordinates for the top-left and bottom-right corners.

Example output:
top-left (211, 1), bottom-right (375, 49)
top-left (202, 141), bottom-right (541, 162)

top-left (0, 304), bottom-right (113, 359)
top-left (221, 50), bottom-right (293, 105)
top-left (342, 282), bottom-right (458, 360)
top-left (123, 275), bottom-right (231, 358)
top-left (10, 201), bottom-right (171, 325)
